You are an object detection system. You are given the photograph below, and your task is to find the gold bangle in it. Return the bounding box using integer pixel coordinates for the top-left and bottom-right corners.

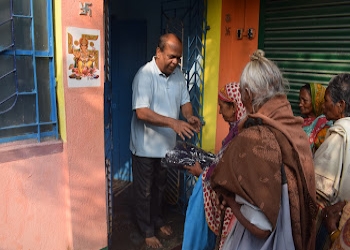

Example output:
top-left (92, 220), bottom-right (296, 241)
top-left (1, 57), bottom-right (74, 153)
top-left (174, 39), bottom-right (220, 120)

top-left (330, 229), bottom-right (340, 242)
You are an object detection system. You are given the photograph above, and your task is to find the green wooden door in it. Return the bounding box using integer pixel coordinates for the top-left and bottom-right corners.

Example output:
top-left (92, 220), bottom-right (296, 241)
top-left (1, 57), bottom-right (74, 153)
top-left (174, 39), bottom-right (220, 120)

top-left (259, 0), bottom-right (350, 115)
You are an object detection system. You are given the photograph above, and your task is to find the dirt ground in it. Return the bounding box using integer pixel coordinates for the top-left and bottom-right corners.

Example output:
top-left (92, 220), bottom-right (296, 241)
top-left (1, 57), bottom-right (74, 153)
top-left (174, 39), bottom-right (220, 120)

top-left (111, 180), bottom-right (185, 250)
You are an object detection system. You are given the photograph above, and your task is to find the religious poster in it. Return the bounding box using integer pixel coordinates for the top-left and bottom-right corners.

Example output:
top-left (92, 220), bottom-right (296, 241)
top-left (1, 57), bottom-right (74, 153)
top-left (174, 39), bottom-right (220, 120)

top-left (66, 27), bottom-right (100, 87)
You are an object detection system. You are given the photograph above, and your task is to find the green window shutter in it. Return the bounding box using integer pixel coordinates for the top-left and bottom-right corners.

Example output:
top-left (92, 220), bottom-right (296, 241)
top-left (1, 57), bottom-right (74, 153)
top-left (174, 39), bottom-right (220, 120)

top-left (259, 0), bottom-right (350, 115)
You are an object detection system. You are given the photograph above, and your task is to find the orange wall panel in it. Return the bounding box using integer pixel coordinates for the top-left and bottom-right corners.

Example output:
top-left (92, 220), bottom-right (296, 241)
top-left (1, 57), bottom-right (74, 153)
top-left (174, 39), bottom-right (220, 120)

top-left (215, 0), bottom-right (260, 151)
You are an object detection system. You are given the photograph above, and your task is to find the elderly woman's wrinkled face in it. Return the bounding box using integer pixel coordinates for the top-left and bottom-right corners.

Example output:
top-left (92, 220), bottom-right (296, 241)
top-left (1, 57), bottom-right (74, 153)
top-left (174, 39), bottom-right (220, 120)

top-left (299, 88), bottom-right (314, 118)
top-left (218, 99), bottom-right (237, 123)
top-left (323, 89), bottom-right (342, 121)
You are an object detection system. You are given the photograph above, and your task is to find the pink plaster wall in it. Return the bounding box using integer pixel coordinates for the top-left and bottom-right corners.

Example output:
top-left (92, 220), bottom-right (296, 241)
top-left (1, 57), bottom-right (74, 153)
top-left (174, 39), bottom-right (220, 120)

top-left (0, 145), bottom-right (70, 250)
top-left (61, 0), bottom-right (107, 249)
top-left (0, 1), bottom-right (106, 250)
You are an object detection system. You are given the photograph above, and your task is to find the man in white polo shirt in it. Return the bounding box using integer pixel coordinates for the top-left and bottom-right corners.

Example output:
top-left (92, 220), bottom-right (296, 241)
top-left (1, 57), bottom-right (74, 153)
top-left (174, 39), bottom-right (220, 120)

top-left (130, 33), bottom-right (201, 248)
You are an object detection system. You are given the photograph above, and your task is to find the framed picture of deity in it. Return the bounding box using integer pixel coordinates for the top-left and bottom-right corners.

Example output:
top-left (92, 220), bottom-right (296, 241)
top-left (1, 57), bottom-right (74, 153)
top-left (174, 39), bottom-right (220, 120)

top-left (66, 27), bottom-right (100, 88)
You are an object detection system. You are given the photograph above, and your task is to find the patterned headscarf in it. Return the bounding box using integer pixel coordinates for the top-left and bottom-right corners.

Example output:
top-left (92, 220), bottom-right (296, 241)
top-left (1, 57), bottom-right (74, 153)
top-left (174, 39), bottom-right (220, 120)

top-left (310, 83), bottom-right (326, 117)
top-left (218, 82), bottom-right (246, 120)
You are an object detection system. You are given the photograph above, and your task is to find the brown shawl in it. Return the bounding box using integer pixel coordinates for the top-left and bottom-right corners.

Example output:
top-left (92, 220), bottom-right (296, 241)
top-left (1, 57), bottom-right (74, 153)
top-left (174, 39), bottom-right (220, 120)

top-left (210, 95), bottom-right (317, 250)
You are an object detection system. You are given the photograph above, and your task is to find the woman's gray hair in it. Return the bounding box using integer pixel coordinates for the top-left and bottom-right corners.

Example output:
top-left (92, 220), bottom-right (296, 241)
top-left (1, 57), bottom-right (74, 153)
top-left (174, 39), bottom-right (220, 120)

top-left (327, 73), bottom-right (350, 117)
top-left (240, 49), bottom-right (289, 110)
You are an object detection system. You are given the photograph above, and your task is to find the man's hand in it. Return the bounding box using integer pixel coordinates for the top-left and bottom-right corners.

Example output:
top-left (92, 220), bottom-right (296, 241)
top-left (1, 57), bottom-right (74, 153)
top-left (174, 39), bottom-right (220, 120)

top-left (187, 115), bottom-right (201, 133)
top-left (172, 119), bottom-right (198, 140)
top-left (180, 102), bottom-right (201, 133)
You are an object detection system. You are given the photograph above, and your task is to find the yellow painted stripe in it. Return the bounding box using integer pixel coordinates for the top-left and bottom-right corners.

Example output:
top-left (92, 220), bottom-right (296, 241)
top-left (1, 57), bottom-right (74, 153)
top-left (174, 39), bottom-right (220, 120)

top-left (202, 0), bottom-right (222, 153)
top-left (53, 1), bottom-right (67, 142)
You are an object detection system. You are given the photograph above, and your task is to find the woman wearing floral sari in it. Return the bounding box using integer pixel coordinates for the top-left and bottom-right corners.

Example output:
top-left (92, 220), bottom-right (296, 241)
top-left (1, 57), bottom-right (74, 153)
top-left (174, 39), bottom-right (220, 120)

top-left (182, 82), bottom-right (246, 250)
top-left (299, 83), bottom-right (332, 154)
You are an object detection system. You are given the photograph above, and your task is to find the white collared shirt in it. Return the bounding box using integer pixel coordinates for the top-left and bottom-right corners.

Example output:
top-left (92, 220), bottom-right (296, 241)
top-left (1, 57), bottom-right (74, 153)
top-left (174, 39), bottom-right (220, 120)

top-left (130, 57), bottom-right (190, 158)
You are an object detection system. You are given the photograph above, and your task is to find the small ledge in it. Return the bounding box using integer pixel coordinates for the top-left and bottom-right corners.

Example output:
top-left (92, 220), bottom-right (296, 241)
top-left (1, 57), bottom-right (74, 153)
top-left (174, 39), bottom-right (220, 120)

top-left (0, 139), bottom-right (63, 164)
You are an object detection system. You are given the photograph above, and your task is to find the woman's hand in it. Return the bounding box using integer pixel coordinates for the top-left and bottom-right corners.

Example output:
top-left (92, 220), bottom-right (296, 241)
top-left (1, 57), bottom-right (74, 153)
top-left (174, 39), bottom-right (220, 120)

top-left (220, 193), bottom-right (270, 239)
top-left (323, 200), bottom-right (346, 233)
top-left (183, 161), bottom-right (203, 177)
top-left (221, 193), bottom-right (241, 214)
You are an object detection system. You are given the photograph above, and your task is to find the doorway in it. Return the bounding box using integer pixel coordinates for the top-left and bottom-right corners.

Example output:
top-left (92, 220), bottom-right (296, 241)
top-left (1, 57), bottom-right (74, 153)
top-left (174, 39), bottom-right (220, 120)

top-left (110, 19), bottom-right (147, 183)
top-left (104, 0), bottom-right (208, 249)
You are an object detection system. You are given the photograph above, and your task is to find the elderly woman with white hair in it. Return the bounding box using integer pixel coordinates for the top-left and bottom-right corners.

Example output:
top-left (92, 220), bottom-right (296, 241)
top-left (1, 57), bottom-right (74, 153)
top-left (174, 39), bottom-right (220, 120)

top-left (210, 50), bottom-right (317, 250)
top-left (313, 73), bottom-right (350, 250)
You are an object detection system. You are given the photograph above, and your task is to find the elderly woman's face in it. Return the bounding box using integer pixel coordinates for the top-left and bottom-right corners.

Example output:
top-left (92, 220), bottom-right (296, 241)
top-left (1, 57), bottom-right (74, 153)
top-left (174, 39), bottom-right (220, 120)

top-left (218, 99), bottom-right (237, 123)
top-left (299, 88), bottom-right (314, 117)
top-left (323, 89), bottom-right (342, 121)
